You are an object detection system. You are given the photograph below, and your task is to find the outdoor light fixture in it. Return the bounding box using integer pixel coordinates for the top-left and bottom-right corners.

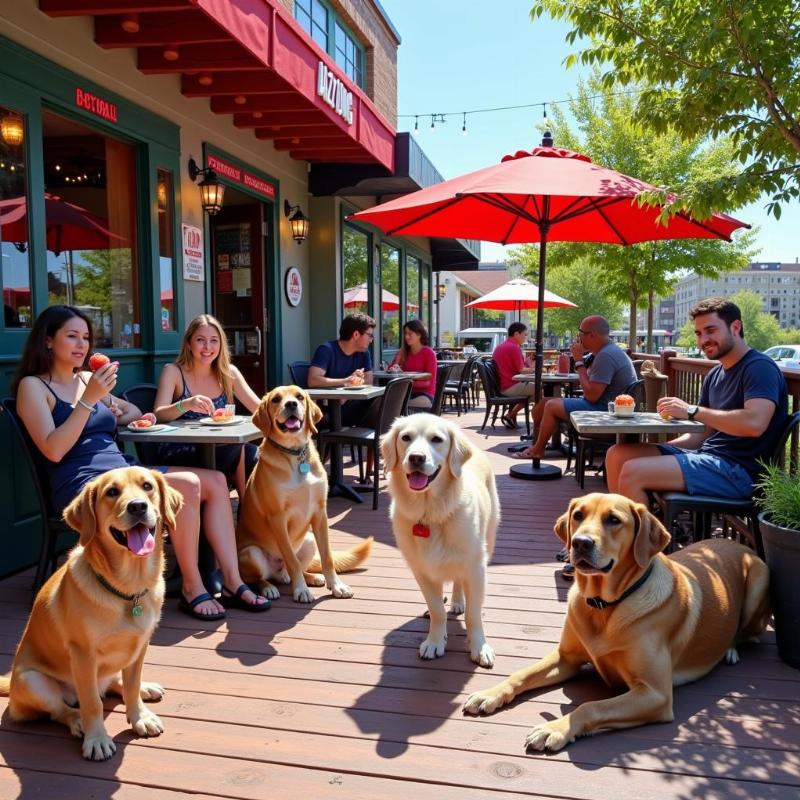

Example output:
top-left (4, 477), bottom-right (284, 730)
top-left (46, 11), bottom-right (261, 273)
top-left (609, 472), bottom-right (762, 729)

top-left (188, 157), bottom-right (225, 215)
top-left (284, 199), bottom-right (309, 244)
top-left (1, 114), bottom-right (24, 147)
top-left (157, 179), bottom-right (168, 211)
top-left (438, 283), bottom-right (447, 300)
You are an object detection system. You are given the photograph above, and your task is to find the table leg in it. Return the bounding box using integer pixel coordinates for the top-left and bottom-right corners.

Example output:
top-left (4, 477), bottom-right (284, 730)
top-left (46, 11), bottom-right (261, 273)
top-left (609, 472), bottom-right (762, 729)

top-left (325, 399), bottom-right (364, 504)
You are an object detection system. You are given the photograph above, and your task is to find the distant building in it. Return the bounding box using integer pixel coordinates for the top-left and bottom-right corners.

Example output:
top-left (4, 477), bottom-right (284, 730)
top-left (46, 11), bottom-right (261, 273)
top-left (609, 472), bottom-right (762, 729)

top-left (673, 262), bottom-right (800, 328)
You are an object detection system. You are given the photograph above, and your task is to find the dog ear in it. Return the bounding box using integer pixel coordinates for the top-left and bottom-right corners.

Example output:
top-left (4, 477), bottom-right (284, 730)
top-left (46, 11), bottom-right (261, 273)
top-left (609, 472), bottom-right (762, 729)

top-left (554, 499), bottom-right (576, 545)
top-left (380, 423), bottom-right (401, 473)
top-left (447, 426), bottom-right (473, 478)
top-left (63, 479), bottom-right (99, 546)
top-left (251, 392), bottom-right (273, 436)
top-left (152, 470), bottom-right (183, 534)
top-left (304, 391), bottom-right (323, 435)
top-left (631, 500), bottom-right (671, 567)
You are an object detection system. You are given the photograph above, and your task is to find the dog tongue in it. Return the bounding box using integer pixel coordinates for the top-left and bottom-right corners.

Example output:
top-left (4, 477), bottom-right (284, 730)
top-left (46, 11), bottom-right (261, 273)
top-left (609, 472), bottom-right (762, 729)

top-left (407, 471), bottom-right (429, 491)
top-left (284, 416), bottom-right (302, 431)
top-left (127, 524), bottom-right (155, 556)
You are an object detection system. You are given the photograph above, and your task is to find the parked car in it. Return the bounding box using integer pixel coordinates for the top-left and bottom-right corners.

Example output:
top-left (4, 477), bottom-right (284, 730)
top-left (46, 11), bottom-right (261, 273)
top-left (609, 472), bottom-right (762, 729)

top-left (764, 345), bottom-right (800, 369)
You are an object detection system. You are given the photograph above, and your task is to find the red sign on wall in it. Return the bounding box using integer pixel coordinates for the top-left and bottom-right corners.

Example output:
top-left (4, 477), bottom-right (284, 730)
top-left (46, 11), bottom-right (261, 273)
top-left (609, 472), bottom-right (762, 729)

top-left (207, 154), bottom-right (276, 200)
top-left (75, 88), bottom-right (118, 123)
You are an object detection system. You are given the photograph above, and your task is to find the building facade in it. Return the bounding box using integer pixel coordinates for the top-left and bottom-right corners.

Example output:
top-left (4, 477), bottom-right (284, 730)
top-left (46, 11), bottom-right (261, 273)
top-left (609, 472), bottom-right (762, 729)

top-left (0, 0), bottom-right (478, 575)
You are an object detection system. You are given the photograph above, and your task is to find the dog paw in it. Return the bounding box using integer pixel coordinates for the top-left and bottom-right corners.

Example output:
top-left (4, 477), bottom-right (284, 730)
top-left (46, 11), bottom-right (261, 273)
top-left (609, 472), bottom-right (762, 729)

top-left (263, 582), bottom-right (281, 600)
top-left (293, 586), bottom-right (316, 603)
top-left (305, 574), bottom-right (326, 587)
top-left (418, 637), bottom-right (446, 660)
top-left (82, 732), bottom-right (116, 761)
top-left (525, 720), bottom-right (573, 752)
top-left (462, 690), bottom-right (505, 716)
top-left (723, 647), bottom-right (740, 665)
top-left (470, 641), bottom-right (495, 668)
top-left (139, 681), bottom-right (165, 701)
top-left (330, 580), bottom-right (354, 598)
top-left (64, 709), bottom-right (84, 738)
top-left (131, 709), bottom-right (164, 737)
top-left (275, 570), bottom-right (292, 585)
top-left (449, 601), bottom-right (465, 616)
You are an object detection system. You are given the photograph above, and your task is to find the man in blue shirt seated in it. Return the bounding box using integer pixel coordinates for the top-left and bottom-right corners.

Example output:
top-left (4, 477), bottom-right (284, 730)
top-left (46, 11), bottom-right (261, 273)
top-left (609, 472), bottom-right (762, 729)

top-left (606, 297), bottom-right (789, 505)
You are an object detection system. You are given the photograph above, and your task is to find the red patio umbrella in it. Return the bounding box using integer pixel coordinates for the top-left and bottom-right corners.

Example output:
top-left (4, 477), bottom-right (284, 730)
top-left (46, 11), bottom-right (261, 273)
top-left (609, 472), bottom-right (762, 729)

top-left (343, 282), bottom-right (418, 311)
top-left (465, 277), bottom-right (576, 319)
top-left (0, 192), bottom-right (124, 254)
top-left (350, 135), bottom-right (749, 480)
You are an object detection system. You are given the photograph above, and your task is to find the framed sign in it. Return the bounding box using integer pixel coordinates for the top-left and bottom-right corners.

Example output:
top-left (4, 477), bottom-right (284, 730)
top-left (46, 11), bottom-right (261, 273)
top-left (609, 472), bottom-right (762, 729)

top-left (285, 266), bottom-right (303, 307)
top-left (182, 224), bottom-right (204, 281)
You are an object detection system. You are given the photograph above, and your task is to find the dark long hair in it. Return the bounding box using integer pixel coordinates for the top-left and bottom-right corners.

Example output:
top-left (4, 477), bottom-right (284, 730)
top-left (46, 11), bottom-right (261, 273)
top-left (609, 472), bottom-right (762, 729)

top-left (397, 319), bottom-right (429, 366)
top-left (11, 305), bottom-right (94, 396)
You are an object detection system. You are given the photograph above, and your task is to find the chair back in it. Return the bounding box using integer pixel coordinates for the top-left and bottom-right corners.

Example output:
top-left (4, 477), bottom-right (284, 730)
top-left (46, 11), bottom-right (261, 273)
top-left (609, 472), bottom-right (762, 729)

top-left (376, 377), bottom-right (412, 435)
top-left (120, 383), bottom-right (160, 464)
top-left (288, 360), bottom-right (311, 388)
top-left (429, 363), bottom-right (455, 415)
top-left (622, 378), bottom-right (646, 411)
top-left (476, 358), bottom-right (501, 399)
top-left (769, 412), bottom-right (800, 471)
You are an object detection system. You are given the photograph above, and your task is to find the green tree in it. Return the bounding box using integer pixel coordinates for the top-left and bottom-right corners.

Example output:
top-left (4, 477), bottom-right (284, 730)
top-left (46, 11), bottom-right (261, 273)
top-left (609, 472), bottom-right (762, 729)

top-left (537, 78), bottom-right (754, 348)
top-left (677, 289), bottom-right (782, 352)
top-left (531, 0), bottom-right (800, 218)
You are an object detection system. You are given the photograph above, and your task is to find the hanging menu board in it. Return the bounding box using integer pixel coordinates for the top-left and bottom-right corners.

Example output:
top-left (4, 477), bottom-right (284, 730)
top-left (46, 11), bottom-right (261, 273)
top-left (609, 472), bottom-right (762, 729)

top-left (214, 223), bottom-right (251, 297)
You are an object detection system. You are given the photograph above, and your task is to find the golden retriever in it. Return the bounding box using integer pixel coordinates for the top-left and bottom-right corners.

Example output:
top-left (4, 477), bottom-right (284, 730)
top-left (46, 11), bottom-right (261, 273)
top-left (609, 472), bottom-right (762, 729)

top-left (381, 413), bottom-right (499, 667)
top-left (0, 466), bottom-right (182, 760)
top-left (236, 385), bottom-right (372, 602)
top-left (463, 492), bottom-right (770, 750)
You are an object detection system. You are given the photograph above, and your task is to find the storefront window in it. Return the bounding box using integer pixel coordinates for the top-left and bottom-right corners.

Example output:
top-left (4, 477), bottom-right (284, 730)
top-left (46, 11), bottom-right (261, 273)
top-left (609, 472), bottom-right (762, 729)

top-left (295, 0), bottom-right (329, 52)
top-left (380, 242), bottom-right (400, 356)
top-left (406, 254), bottom-right (420, 321)
top-left (421, 268), bottom-right (430, 328)
top-left (156, 168), bottom-right (175, 331)
top-left (335, 22), bottom-right (363, 86)
top-left (0, 105), bottom-right (32, 328)
top-left (42, 110), bottom-right (139, 348)
top-left (342, 223), bottom-right (369, 318)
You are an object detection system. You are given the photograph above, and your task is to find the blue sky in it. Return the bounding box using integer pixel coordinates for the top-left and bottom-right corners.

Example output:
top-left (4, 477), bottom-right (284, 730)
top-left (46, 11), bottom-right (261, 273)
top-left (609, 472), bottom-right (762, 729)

top-left (381, 0), bottom-right (800, 265)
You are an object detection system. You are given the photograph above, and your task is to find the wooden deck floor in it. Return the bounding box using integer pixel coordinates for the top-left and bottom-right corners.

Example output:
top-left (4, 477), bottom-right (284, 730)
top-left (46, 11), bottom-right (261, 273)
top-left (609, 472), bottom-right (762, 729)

top-left (1, 408), bottom-right (799, 799)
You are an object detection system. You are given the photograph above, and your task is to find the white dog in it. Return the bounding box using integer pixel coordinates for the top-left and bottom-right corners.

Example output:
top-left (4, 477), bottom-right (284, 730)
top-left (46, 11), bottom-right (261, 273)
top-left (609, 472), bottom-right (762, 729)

top-left (381, 413), bottom-right (499, 667)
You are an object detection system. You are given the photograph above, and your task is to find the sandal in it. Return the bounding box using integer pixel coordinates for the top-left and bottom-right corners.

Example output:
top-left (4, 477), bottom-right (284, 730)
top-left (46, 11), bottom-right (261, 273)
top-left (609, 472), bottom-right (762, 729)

top-left (560, 564), bottom-right (575, 581)
top-left (511, 449), bottom-right (536, 460)
top-left (501, 414), bottom-right (518, 429)
top-left (555, 547), bottom-right (570, 562)
top-left (178, 591), bottom-right (226, 621)
top-left (220, 583), bottom-right (271, 613)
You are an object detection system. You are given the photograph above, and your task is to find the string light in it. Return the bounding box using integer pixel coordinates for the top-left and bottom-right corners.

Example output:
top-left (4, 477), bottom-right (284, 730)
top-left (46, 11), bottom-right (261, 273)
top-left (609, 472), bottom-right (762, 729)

top-left (462, 112), bottom-right (467, 136)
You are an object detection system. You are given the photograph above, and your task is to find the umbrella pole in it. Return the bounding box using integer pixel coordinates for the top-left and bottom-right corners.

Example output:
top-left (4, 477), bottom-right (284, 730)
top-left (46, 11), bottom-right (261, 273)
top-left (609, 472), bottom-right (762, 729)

top-left (510, 232), bottom-right (562, 481)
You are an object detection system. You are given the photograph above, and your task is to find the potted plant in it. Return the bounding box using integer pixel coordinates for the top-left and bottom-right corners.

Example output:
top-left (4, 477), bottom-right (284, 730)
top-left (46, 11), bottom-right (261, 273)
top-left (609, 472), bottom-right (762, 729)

top-left (755, 463), bottom-right (800, 669)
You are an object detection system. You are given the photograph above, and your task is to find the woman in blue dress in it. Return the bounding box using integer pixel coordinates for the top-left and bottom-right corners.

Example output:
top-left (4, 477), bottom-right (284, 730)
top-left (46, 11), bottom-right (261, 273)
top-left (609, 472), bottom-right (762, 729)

top-left (12, 306), bottom-right (268, 620)
top-left (153, 314), bottom-right (261, 501)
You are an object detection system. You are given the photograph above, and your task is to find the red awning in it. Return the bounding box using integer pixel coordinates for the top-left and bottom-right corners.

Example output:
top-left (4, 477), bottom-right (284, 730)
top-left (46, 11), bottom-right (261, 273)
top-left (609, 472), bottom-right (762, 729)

top-left (40, 0), bottom-right (395, 169)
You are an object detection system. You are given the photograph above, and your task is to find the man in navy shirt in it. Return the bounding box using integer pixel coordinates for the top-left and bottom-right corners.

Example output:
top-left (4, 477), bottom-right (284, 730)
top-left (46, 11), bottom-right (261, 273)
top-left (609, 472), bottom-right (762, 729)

top-left (606, 297), bottom-right (788, 504)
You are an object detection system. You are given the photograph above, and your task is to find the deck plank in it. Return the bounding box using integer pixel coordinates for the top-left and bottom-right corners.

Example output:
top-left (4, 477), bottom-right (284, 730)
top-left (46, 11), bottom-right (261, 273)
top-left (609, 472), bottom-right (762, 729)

top-left (1, 407), bottom-right (798, 798)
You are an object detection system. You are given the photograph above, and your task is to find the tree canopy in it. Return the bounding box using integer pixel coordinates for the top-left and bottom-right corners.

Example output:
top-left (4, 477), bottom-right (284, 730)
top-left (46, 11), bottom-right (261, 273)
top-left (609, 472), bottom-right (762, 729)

top-left (531, 0), bottom-right (800, 219)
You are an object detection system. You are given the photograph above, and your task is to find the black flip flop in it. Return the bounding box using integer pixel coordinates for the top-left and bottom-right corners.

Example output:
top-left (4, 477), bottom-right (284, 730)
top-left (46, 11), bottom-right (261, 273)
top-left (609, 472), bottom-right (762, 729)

top-left (560, 564), bottom-right (575, 581)
top-left (501, 414), bottom-right (518, 429)
top-left (178, 591), bottom-right (226, 621)
top-left (220, 583), bottom-right (271, 613)
top-left (555, 547), bottom-right (570, 562)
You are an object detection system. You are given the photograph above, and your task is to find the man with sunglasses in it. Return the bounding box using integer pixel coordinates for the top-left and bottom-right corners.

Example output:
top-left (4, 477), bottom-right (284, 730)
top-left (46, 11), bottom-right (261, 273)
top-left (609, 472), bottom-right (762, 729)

top-left (512, 315), bottom-right (635, 463)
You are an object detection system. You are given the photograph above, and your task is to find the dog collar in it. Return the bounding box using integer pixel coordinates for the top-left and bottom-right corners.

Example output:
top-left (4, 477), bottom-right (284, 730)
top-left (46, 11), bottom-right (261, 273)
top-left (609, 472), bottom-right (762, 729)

top-left (92, 568), bottom-right (149, 617)
top-left (585, 562), bottom-right (654, 611)
top-left (267, 437), bottom-right (311, 474)
top-left (413, 522), bottom-right (431, 538)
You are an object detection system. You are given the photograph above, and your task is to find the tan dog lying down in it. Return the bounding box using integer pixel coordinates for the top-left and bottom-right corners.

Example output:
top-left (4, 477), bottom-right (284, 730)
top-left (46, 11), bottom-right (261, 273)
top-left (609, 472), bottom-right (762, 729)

top-left (381, 413), bottom-right (499, 667)
top-left (463, 492), bottom-right (770, 750)
top-left (237, 385), bottom-right (372, 602)
top-left (0, 467), bottom-right (182, 760)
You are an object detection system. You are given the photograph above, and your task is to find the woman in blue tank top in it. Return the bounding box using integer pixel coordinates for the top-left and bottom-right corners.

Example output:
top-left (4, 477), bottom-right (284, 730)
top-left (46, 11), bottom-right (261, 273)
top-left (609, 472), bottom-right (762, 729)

top-left (12, 306), bottom-right (268, 620)
top-left (153, 314), bottom-right (261, 501)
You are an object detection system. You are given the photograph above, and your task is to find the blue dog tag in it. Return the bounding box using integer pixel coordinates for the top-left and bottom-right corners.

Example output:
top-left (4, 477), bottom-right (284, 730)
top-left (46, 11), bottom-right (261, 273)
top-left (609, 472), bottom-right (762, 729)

top-left (299, 462), bottom-right (310, 474)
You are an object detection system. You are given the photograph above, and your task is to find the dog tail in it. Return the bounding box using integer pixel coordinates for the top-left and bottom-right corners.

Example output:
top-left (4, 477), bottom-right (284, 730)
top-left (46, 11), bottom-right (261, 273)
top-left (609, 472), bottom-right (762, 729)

top-left (0, 673), bottom-right (10, 696)
top-left (307, 536), bottom-right (373, 573)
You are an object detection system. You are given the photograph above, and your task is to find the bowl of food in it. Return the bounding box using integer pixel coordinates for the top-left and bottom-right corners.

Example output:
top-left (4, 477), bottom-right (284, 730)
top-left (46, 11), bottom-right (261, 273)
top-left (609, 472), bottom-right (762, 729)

top-left (613, 394), bottom-right (636, 417)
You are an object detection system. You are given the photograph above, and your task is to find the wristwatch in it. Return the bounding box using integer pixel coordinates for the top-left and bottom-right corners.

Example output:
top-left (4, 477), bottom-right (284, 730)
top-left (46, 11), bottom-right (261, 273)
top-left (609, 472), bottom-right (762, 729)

top-left (573, 360), bottom-right (585, 369)
top-left (686, 404), bottom-right (699, 420)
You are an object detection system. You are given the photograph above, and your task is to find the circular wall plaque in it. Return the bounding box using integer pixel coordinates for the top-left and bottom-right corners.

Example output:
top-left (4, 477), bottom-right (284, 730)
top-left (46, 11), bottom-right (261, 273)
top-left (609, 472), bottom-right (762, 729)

top-left (285, 266), bottom-right (302, 307)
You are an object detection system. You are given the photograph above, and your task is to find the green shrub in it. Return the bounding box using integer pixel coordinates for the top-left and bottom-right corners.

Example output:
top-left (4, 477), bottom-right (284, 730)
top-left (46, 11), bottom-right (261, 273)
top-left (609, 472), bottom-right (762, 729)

top-left (755, 463), bottom-right (800, 530)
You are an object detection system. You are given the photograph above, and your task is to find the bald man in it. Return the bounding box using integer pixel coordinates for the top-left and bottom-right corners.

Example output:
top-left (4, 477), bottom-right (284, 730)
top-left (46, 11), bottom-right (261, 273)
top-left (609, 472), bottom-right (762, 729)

top-left (513, 315), bottom-right (636, 461)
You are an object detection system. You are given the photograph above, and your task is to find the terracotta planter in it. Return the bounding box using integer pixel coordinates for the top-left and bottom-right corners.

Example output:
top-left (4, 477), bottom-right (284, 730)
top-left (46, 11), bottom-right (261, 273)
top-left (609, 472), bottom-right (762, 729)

top-left (759, 512), bottom-right (800, 669)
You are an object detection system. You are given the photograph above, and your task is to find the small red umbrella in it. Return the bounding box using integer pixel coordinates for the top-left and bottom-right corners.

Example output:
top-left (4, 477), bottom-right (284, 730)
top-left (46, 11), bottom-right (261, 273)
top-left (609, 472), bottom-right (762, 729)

top-left (351, 136), bottom-right (749, 480)
top-left (343, 282), bottom-right (418, 311)
top-left (466, 277), bottom-right (576, 318)
top-left (0, 192), bottom-right (124, 254)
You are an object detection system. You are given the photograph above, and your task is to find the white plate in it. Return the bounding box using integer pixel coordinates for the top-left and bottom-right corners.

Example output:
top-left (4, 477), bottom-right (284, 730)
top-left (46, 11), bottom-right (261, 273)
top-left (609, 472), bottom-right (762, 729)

top-left (342, 385), bottom-right (366, 391)
top-left (198, 415), bottom-right (244, 425)
top-left (127, 422), bottom-right (167, 432)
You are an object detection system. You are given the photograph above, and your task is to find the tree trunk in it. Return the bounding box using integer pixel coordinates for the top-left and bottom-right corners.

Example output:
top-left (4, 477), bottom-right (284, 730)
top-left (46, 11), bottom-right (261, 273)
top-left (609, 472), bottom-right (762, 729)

top-left (628, 271), bottom-right (638, 350)
top-left (647, 288), bottom-right (655, 353)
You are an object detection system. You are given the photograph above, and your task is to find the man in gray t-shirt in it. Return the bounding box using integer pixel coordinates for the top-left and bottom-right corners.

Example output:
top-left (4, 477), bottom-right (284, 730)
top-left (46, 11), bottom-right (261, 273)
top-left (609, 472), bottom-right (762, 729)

top-left (513, 315), bottom-right (637, 461)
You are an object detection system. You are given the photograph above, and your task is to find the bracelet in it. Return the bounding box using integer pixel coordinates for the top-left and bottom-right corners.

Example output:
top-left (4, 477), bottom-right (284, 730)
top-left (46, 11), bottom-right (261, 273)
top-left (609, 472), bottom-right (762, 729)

top-left (76, 398), bottom-right (97, 414)
top-left (574, 361), bottom-right (585, 369)
top-left (176, 399), bottom-right (184, 415)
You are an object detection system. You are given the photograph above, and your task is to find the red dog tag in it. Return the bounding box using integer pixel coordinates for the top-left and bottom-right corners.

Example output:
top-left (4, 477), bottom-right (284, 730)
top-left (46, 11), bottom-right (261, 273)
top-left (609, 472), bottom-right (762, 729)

top-left (412, 523), bottom-right (430, 538)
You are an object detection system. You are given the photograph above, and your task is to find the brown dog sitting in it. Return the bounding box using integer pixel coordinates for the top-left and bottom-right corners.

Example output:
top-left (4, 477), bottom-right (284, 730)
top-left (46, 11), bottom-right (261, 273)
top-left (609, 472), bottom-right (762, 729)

top-left (0, 467), bottom-right (182, 760)
top-left (463, 492), bottom-right (770, 751)
top-left (236, 385), bottom-right (372, 603)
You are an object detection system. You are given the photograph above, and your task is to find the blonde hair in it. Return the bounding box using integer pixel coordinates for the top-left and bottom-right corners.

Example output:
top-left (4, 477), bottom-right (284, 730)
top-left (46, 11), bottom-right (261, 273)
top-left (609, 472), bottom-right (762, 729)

top-left (176, 314), bottom-right (234, 401)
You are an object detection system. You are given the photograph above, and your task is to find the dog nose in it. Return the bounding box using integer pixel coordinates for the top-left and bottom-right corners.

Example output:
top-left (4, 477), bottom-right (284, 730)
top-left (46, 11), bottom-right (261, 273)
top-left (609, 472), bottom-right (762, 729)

top-left (571, 534), bottom-right (594, 555)
top-left (285, 399), bottom-right (298, 410)
top-left (127, 500), bottom-right (148, 517)
top-left (408, 453), bottom-right (426, 470)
